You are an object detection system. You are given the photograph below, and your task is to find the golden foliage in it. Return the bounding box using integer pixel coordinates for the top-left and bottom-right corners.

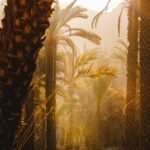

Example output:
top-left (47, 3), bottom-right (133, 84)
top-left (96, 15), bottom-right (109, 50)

top-left (44, 0), bottom-right (101, 55)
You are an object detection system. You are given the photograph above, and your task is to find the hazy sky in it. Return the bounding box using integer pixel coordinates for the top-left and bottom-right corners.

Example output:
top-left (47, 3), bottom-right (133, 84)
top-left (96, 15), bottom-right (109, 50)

top-left (0, 0), bottom-right (123, 12)
top-left (59, 0), bottom-right (127, 52)
top-left (60, 0), bottom-right (123, 12)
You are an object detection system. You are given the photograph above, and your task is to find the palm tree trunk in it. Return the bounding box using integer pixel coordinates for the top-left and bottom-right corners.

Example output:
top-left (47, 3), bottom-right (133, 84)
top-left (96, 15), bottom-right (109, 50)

top-left (125, 0), bottom-right (139, 149)
top-left (0, 0), bottom-right (54, 148)
top-left (45, 40), bottom-right (56, 150)
top-left (140, 0), bottom-right (150, 149)
top-left (34, 57), bottom-right (47, 150)
top-left (22, 90), bottom-right (35, 150)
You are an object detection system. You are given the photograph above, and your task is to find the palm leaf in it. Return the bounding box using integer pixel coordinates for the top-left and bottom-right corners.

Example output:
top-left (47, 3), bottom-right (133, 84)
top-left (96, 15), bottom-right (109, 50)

top-left (92, 0), bottom-right (111, 28)
top-left (93, 77), bottom-right (113, 106)
top-left (70, 28), bottom-right (101, 45)
top-left (58, 0), bottom-right (88, 29)
top-left (74, 65), bottom-right (117, 80)
top-left (58, 36), bottom-right (77, 57)
top-left (75, 49), bottom-right (98, 68)
top-left (118, 5), bottom-right (125, 36)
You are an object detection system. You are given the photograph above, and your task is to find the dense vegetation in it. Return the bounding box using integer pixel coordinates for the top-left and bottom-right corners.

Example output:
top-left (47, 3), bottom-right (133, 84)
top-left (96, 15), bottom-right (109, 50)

top-left (0, 0), bottom-right (150, 150)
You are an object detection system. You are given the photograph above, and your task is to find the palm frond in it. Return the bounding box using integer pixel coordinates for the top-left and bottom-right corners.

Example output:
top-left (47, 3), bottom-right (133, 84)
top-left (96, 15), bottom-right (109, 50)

top-left (74, 65), bottom-right (117, 81)
top-left (57, 0), bottom-right (88, 30)
top-left (88, 65), bottom-right (117, 78)
top-left (93, 77), bottom-right (113, 106)
top-left (96, 65), bottom-right (117, 77)
top-left (111, 40), bottom-right (128, 63)
top-left (58, 36), bottom-right (77, 57)
top-left (70, 28), bottom-right (101, 45)
top-left (75, 50), bottom-right (99, 68)
top-left (92, 0), bottom-right (111, 28)
top-left (118, 5), bottom-right (125, 36)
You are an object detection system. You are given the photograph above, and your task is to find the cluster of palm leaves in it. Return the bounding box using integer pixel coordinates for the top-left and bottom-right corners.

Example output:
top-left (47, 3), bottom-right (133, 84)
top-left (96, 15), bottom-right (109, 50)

top-left (45, 0), bottom-right (117, 148)
top-left (92, 0), bottom-right (129, 36)
top-left (16, 0), bottom-right (121, 149)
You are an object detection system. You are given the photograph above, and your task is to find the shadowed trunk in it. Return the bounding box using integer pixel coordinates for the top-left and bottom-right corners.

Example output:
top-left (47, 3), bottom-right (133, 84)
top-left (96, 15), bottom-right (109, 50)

top-left (45, 40), bottom-right (56, 150)
top-left (0, 0), bottom-right (54, 149)
top-left (140, 0), bottom-right (150, 149)
top-left (125, 0), bottom-right (139, 149)
top-left (22, 90), bottom-right (35, 150)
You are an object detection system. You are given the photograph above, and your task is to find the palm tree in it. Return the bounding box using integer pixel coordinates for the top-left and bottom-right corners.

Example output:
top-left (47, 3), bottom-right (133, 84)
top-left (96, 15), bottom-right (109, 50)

top-left (24, 2), bottom-right (100, 148)
top-left (125, 0), bottom-right (139, 149)
top-left (0, 0), bottom-right (54, 149)
top-left (43, 1), bottom-right (101, 149)
top-left (93, 1), bottom-right (140, 149)
top-left (56, 48), bottom-right (117, 149)
top-left (140, 0), bottom-right (150, 149)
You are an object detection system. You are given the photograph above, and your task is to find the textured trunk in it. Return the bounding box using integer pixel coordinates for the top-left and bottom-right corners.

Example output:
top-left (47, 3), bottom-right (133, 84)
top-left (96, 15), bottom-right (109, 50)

top-left (0, 0), bottom-right (53, 149)
top-left (34, 58), bottom-right (47, 150)
top-left (45, 40), bottom-right (56, 150)
top-left (13, 90), bottom-right (35, 150)
top-left (22, 91), bottom-right (34, 150)
top-left (65, 89), bottom-right (74, 149)
top-left (140, 0), bottom-right (150, 149)
top-left (125, 0), bottom-right (139, 149)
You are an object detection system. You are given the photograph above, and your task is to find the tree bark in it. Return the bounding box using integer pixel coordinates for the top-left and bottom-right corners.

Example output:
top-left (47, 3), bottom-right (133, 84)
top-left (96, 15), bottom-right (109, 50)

top-left (140, 0), bottom-right (150, 149)
top-left (0, 0), bottom-right (54, 149)
top-left (125, 0), bottom-right (139, 149)
top-left (45, 40), bottom-right (56, 150)
top-left (22, 91), bottom-right (35, 150)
